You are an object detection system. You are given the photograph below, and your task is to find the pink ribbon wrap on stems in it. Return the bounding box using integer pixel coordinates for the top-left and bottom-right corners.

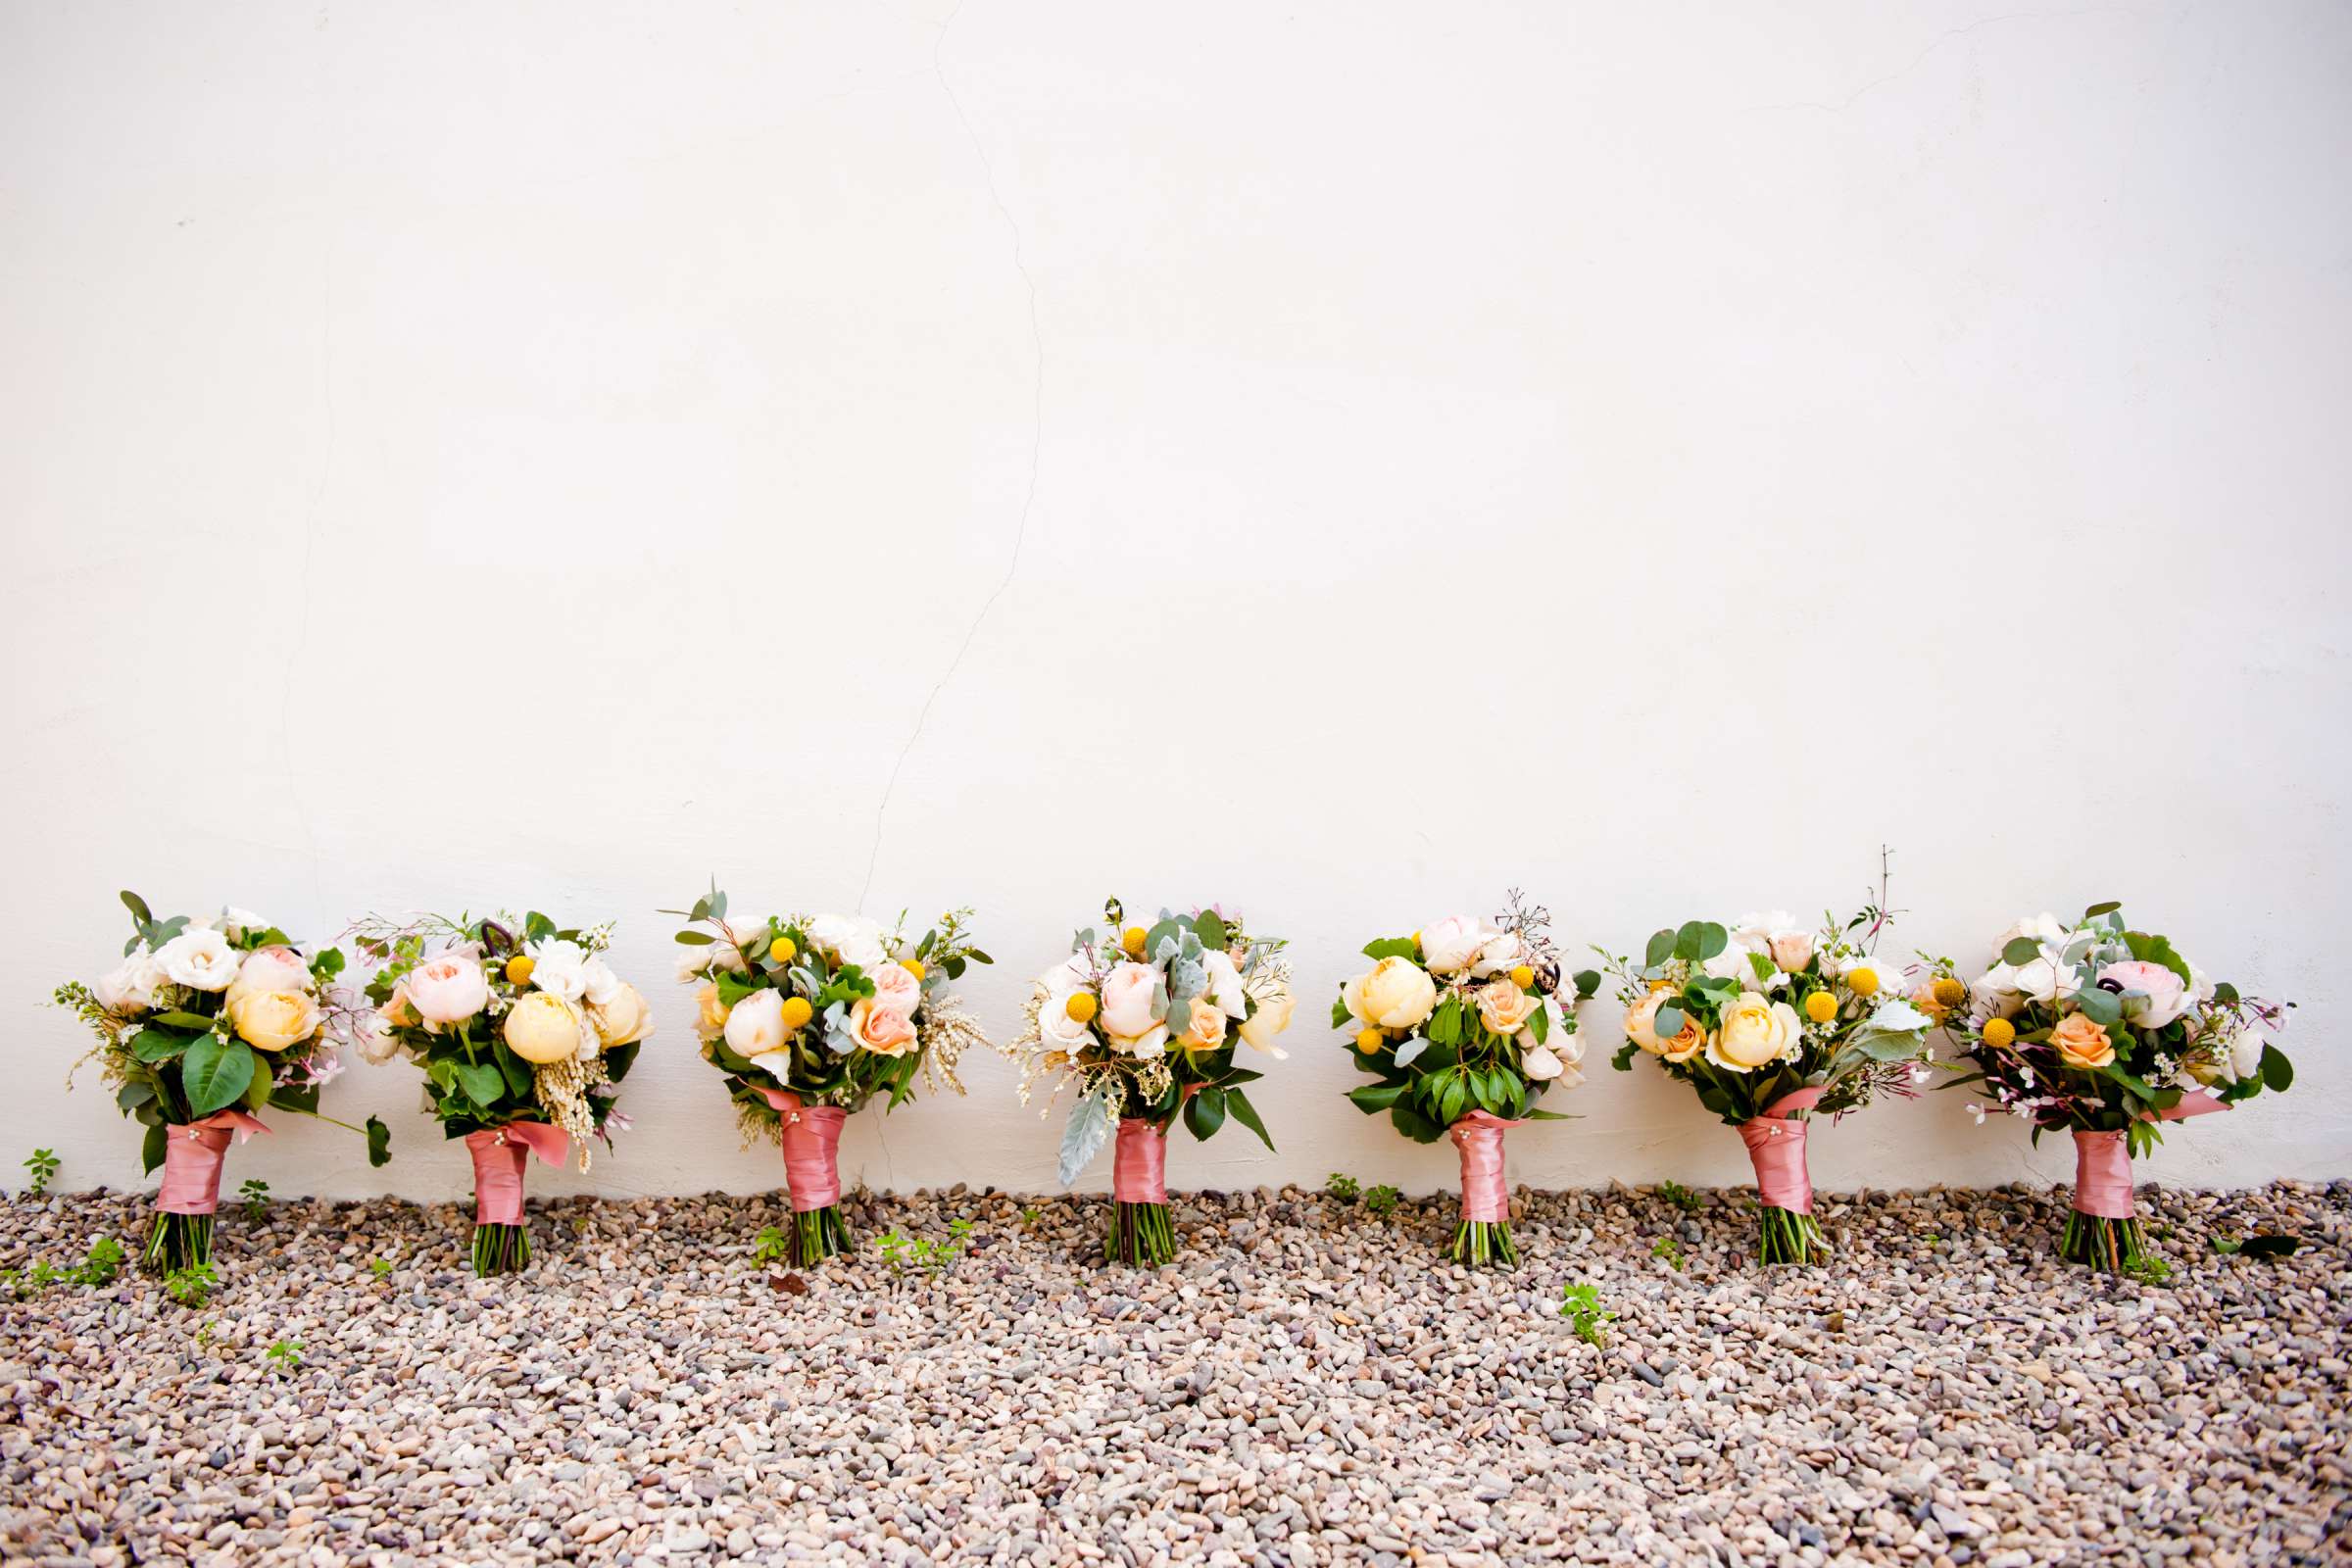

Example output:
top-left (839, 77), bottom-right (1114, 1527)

top-left (1449, 1110), bottom-right (1523, 1223)
top-left (1112, 1118), bottom-right (1168, 1205)
top-left (156, 1111), bottom-right (270, 1216)
top-left (464, 1122), bottom-right (569, 1227)
top-left (2070, 1090), bottom-right (2230, 1219)
top-left (757, 1088), bottom-right (848, 1212)
top-left (1738, 1086), bottom-right (1825, 1214)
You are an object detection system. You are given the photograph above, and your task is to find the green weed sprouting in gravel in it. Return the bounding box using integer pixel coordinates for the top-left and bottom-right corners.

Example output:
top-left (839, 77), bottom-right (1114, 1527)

top-left (1019, 1206), bottom-right (1043, 1228)
top-left (2124, 1252), bottom-right (2173, 1287)
top-left (1651, 1235), bottom-right (1685, 1271)
top-left (1657, 1180), bottom-right (1701, 1212)
top-left (163, 1262), bottom-right (219, 1307)
top-left (238, 1179), bottom-right (270, 1223)
top-left (1362, 1185), bottom-right (1400, 1218)
top-left (368, 1255), bottom-right (395, 1280)
top-left (1560, 1282), bottom-right (1617, 1347)
top-left (194, 1320), bottom-right (217, 1349)
top-left (265, 1339), bottom-right (303, 1373)
top-left (78, 1237), bottom-right (124, 1286)
top-left (4, 1236), bottom-right (128, 1297)
top-left (1325, 1173), bottom-right (1362, 1202)
top-left (751, 1226), bottom-right (791, 1267)
top-left (22, 1149), bottom-right (60, 1198)
top-left (874, 1218), bottom-right (975, 1277)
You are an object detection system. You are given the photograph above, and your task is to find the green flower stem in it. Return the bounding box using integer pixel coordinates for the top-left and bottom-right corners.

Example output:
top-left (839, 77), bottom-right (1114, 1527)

top-left (145, 1212), bottom-right (213, 1273)
top-left (1449, 1219), bottom-right (1519, 1269)
top-left (1757, 1203), bottom-right (1827, 1266)
top-left (1104, 1200), bottom-right (1177, 1266)
top-left (2061, 1211), bottom-right (2145, 1274)
top-left (792, 1205), bottom-right (853, 1265)
top-left (469, 1221), bottom-right (530, 1276)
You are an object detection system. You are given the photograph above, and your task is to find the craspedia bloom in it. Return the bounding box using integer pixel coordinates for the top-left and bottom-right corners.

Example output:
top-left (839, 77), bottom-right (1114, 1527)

top-left (1804, 991), bottom-right (1838, 1024)
top-left (778, 996), bottom-right (814, 1032)
top-left (1510, 965), bottom-right (1535, 989)
top-left (1355, 1027), bottom-right (1385, 1054)
top-left (1933, 977), bottom-right (1966, 1007)
top-left (1982, 1017), bottom-right (2016, 1048)
top-left (1064, 992), bottom-right (1098, 1024)
top-left (1120, 926), bottom-right (1149, 957)
top-left (901, 957), bottom-right (926, 981)
top-left (1846, 965), bottom-right (1882, 997)
top-left (505, 955), bottom-right (536, 985)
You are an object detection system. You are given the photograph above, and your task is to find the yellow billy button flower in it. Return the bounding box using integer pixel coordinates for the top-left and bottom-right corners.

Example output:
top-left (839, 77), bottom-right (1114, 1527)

top-left (901, 957), bottom-right (926, 981)
top-left (1354, 1027), bottom-right (1385, 1054)
top-left (1846, 965), bottom-right (1882, 997)
top-left (1510, 965), bottom-right (1536, 990)
top-left (1932, 977), bottom-right (1966, 1007)
top-left (769, 936), bottom-right (797, 964)
top-left (1982, 1017), bottom-right (2016, 1049)
top-left (778, 996), bottom-right (814, 1033)
top-left (1064, 992), bottom-right (1099, 1024)
top-left (1803, 991), bottom-right (1838, 1024)
top-left (1120, 926), bottom-right (1148, 957)
top-left (505, 955), bottom-right (535, 986)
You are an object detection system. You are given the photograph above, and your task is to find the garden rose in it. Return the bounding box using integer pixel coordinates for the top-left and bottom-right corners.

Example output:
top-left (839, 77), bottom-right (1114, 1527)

top-left (869, 961), bottom-right (923, 1016)
top-left (407, 956), bottom-right (491, 1024)
top-left (1470, 928), bottom-right (1524, 978)
top-left (1098, 962), bottom-right (1161, 1041)
top-left (1236, 989), bottom-right (1294, 1055)
top-left (1180, 999), bottom-right (1227, 1051)
top-left (227, 946), bottom-right (311, 1004)
top-left (1475, 977), bottom-right (1539, 1036)
top-left (1039, 984), bottom-right (1095, 1054)
top-left (1768, 930), bottom-right (1815, 972)
top-left (155, 927), bottom-right (240, 992)
top-left (723, 988), bottom-right (789, 1057)
top-left (1992, 913), bottom-right (2070, 961)
top-left (2050, 1012), bottom-right (2116, 1069)
top-left (1200, 950), bottom-right (1250, 1015)
top-left (589, 982), bottom-right (654, 1048)
top-left (94, 955), bottom-right (164, 1013)
top-left (2011, 956), bottom-right (2081, 1005)
top-left (1109, 1023), bottom-right (1169, 1060)
top-left (523, 939), bottom-right (589, 1002)
top-left (1623, 990), bottom-right (1670, 1053)
top-left (2098, 959), bottom-right (2189, 1030)
top-left (850, 999), bottom-right (918, 1056)
top-left (358, 1009), bottom-right (403, 1064)
top-left (507, 991), bottom-right (587, 1064)
top-left (1521, 1044), bottom-right (1566, 1081)
top-left (1344, 956), bottom-right (1439, 1031)
top-left (1417, 916), bottom-right (1488, 976)
top-left (808, 914), bottom-right (889, 973)
top-left (1710, 994), bottom-right (1800, 1072)
top-left (227, 989), bottom-right (321, 1053)
top-left (581, 956), bottom-right (624, 1006)
top-left (693, 981), bottom-right (729, 1040)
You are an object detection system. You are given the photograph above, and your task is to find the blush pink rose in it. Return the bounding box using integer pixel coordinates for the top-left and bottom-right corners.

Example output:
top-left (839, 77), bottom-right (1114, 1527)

top-left (2099, 960), bottom-right (2188, 1029)
top-left (406, 956), bottom-right (491, 1024)
top-left (852, 1000), bottom-right (918, 1056)
top-left (1098, 962), bottom-right (1160, 1040)
top-left (869, 961), bottom-right (923, 1015)
top-left (1767, 931), bottom-right (1815, 972)
top-left (227, 945), bottom-right (312, 1003)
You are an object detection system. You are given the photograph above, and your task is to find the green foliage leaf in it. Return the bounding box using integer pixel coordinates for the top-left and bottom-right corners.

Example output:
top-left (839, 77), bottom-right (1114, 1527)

top-left (1360, 937), bottom-right (1418, 961)
top-left (121, 889), bottom-right (154, 927)
top-left (141, 1122), bottom-right (168, 1176)
top-left (1330, 997), bottom-right (1353, 1030)
top-left (457, 1062), bottom-right (505, 1108)
top-left (2260, 1044), bottom-right (2293, 1093)
top-left (1225, 1087), bottom-right (1274, 1152)
top-left (1390, 1103), bottom-right (1443, 1144)
top-left (2001, 938), bottom-right (2043, 965)
top-left (1185, 1085), bottom-right (1228, 1141)
top-left (1192, 908), bottom-right (1229, 952)
top-left (154, 1010), bottom-right (216, 1031)
top-left (130, 1028), bottom-right (193, 1063)
top-left (675, 930), bottom-right (716, 945)
top-left (180, 1036), bottom-right (255, 1117)
top-left (2082, 901), bottom-right (2121, 918)
top-left (1643, 930), bottom-right (1675, 969)
top-left (1393, 1036), bottom-right (1429, 1069)
top-left (1571, 969), bottom-right (1600, 999)
top-left (1348, 1083), bottom-right (1406, 1113)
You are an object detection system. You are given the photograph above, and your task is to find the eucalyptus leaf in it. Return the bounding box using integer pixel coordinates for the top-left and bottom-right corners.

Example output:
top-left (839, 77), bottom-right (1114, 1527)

top-left (1393, 1035), bottom-right (1430, 1069)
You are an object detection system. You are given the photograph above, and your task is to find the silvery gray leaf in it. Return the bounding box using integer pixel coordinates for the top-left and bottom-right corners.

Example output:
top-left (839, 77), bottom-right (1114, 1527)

top-left (1058, 1088), bottom-right (1114, 1187)
top-left (1394, 1036), bottom-right (1429, 1068)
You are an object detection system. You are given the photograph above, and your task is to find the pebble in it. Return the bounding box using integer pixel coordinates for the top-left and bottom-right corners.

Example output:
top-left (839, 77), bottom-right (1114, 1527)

top-left (0, 1182), bottom-right (2345, 1564)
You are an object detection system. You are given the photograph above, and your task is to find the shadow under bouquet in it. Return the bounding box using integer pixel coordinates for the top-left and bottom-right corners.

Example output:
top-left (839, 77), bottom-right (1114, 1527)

top-left (57, 893), bottom-right (391, 1272)
top-left (672, 889), bottom-right (991, 1266)
top-left (1928, 904), bottom-right (2293, 1274)
top-left (349, 910), bottom-right (651, 1276)
top-left (1335, 894), bottom-right (1595, 1268)
top-left (1604, 904), bottom-right (1936, 1265)
top-left (1010, 899), bottom-right (1295, 1266)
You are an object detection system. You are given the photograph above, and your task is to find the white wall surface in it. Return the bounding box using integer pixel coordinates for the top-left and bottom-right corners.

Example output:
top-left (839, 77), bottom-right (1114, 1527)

top-left (4, 0), bottom-right (2347, 1206)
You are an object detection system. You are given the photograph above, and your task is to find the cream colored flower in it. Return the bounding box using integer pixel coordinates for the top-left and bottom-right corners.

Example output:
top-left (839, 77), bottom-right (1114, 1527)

top-left (227, 989), bottom-right (321, 1053)
top-left (1709, 994), bottom-right (1800, 1072)
top-left (1344, 957), bottom-right (1438, 1031)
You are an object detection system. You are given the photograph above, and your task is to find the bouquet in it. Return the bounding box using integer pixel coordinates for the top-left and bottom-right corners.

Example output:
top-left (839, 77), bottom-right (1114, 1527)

top-left (57, 893), bottom-right (390, 1272)
top-left (671, 887), bottom-right (991, 1265)
top-left (1334, 895), bottom-right (1594, 1268)
top-left (1929, 904), bottom-right (2294, 1273)
top-left (1603, 900), bottom-right (1936, 1264)
top-left (1009, 899), bottom-right (1295, 1266)
top-left (349, 910), bottom-right (650, 1275)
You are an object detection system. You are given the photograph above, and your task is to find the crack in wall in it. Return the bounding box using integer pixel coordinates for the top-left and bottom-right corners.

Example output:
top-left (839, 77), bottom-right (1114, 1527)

top-left (858, 0), bottom-right (1046, 914)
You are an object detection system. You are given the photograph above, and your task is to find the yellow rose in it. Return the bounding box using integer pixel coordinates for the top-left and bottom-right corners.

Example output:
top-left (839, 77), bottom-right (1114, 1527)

top-left (694, 981), bottom-right (730, 1040)
top-left (589, 982), bottom-right (655, 1048)
top-left (1237, 990), bottom-right (1294, 1055)
top-left (2050, 1012), bottom-right (2116, 1069)
top-left (226, 989), bottom-right (321, 1054)
top-left (1474, 977), bottom-right (1539, 1036)
top-left (1709, 994), bottom-right (1801, 1073)
top-left (505, 991), bottom-right (585, 1064)
top-left (1343, 957), bottom-right (1438, 1031)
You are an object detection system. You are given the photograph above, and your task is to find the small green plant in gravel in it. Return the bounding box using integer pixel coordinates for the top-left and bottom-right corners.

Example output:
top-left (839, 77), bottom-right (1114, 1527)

top-left (78, 1237), bottom-right (125, 1286)
top-left (193, 1319), bottom-right (217, 1349)
top-left (2123, 1252), bottom-right (2173, 1287)
top-left (368, 1255), bottom-right (395, 1280)
top-left (1325, 1173), bottom-right (1361, 1202)
top-left (751, 1226), bottom-right (791, 1267)
top-left (1019, 1206), bottom-right (1043, 1228)
top-left (163, 1262), bottom-right (219, 1307)
top-left (1651, 1235), bottom-right (1685, 1271)
top-left (22, 1148), bottom-right (60, 1198)
top-left (265, 1339), bottom-right (303, 1373)
top-left (1560, 1282), bottom-right (1616, 1347)
top-left (1362, 1185), bottom-right (1400, 1218)
top-left (1657, 1180), bottom-right (1700, 1212)
top-left (874, 1219), bottom-right (974, 1277)
top-left (3, 1237), bottom-right (128, 1297)
top-left (238, 1179), bottom-right (270, 1224)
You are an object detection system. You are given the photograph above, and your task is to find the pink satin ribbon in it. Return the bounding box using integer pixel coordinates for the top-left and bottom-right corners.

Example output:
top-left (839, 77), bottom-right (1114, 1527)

top-left (758, 1088), bottom-right (848, 1212)
top-left (2071, 1091), bottom-right (2230, 1219)
top-left (1449, 1110), bottom-right (1521, 1223)
top-left (1739, 1085), bottom-right (1825, 1214)
top-left (156, 1111), bottom-right (269, 1216)
top-left (1112, 1118), bottom-right (1167, 1204)
top-left (464, 1121), bottom-right (568, 1226)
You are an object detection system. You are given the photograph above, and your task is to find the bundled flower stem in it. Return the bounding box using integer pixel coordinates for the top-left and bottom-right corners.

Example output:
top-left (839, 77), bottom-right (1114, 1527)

top-left (1339, 897), bottom-right (1592, 1270)
top-left (1931, 903), bottom-right (2293, 1276)
top-left (350, 909), bottom-right (648, 1277)
top-left (672, 888), bottom-right (991, 1266)
top-left (60, 893), bottom-right (388, 1276)
top-left (1010, 899), bottom-right (1294, 1267)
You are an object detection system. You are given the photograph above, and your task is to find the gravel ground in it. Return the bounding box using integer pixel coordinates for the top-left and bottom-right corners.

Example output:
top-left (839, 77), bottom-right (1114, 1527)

top-left (2, 1181), bottom-right (2345, 1567)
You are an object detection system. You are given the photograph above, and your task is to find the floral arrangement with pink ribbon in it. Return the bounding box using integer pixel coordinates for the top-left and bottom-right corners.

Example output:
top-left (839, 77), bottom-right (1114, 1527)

top-left (671, 886), bottom-right (992, 1266)
top-left (1334, 893), bottom-right (1593, 1268)
top-left (1929, 903), bottom-right (2294, 1274)
top-left (57, 892), bottom-right (389, 1273)
top-left (1010, 899), bottom-right (1295, 1266)
top-left (1604, 874), bottom-right (1936, 1265)
top-left (348, 908), bottom-right (650, 1275)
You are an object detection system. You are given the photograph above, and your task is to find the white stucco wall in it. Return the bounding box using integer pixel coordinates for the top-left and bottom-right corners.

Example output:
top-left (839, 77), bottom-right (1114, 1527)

top-left (4, 0), bottom-right (2346, 1206)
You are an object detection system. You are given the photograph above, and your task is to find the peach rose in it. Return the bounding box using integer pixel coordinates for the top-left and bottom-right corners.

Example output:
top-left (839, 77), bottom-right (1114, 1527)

top-left (1475, 977), bottom-right (1539, 1036)
top-left (1181, 999), bottom-right (1227, 1051)
top-left (694, 981), bottom-right (731, 1040)
top-left (2051, 1012), bottom-right (2116, 1069)
top-left (227, 989), bottom-right (321, 1053)
top-left (227, 946), bottom-right (312, 1004)
top-left (1098, 962), bottom-right (1161, 1041)
top-left (1907, 981), bottom-right (1952, 1024)
top-left (590, 982), bottom-right (655, 1048)
top-left (869, 961), bottom-right (924, 1016)
top-left (850, 999), bottom-right (918, 1057)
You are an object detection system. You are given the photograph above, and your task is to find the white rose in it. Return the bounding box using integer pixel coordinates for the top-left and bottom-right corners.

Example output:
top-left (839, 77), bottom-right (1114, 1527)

top-left (155, 928), bottom-right (240, 992)
top-left (1110, 1023), bottom-right (1168, 1061)
top-left (2011, 956), bottom-right (2080, 1005)
top-left (724, 988), bottom-right (790, 1057)
top-left (1200, 951), bottom-right (1249, 1016)
top-left (220, 907), bottom-right (270, 942)
top-left (1521, 1044), bottom-right (1565, 1081)
top-left (580, 956), bottom-right (624, 1006)
top-left (524, 938), bottom-right (589, 1002)
top-left (1417, 915), bottom-right (1489, 976)
top-left (1038, 987), bottom-right (1096, 1054)
top-left (1991, 913), bottom-right (2070, 962)
top-left (95, 955), bottom-right (165, 1013)
top-left (2224, 1021), bottom-right (2267, 1080)
top-left (358, 1010), bottom-right (404, 1064)
top-left (1543, 1000), bottom-right (1584, 1064)
top-left (1470, 929), bottom-right (1524, 978)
